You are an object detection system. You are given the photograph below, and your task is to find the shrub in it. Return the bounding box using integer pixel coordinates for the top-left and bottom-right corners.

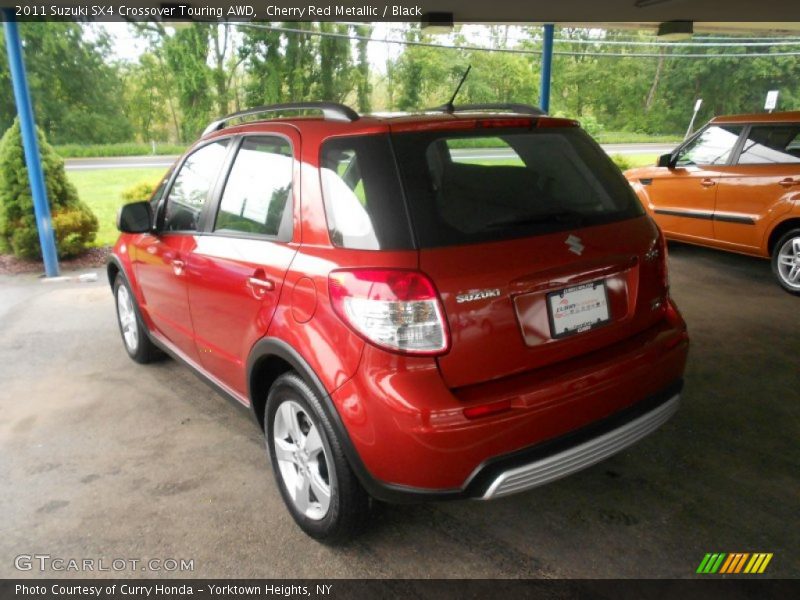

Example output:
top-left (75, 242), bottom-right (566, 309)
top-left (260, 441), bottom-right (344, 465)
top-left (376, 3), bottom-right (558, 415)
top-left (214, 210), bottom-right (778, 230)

top-left (0, 118), bottom-right (98, 258)
top-left (121, 180), bottom-right (160, 203)
top-left (552, 111), bottom-right (604, 138)
top-left (53, 208), bottom-right (100, 256)
top-left (577, 114), bottom-right (604, 138)
top-left (610, 154), bottom-right (634, 171)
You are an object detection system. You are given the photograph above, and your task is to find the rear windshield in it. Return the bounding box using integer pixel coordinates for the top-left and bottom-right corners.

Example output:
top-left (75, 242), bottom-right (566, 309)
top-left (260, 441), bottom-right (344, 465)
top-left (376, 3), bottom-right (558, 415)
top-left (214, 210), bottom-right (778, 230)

top-left (319, 127), bottom-right (643, 250)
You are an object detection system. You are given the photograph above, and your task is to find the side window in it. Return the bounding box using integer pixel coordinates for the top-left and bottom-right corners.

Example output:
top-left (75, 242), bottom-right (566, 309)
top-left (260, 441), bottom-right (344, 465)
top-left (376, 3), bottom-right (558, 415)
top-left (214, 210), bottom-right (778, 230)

top-left (163, 140), bottom-right (229, 232)
top-left (214, 137), bottom-right (293, 240)
top-left (149, 168), bottom-right (173, 211)
top-left (675, 125), bottom-right (743, 167)
top-left (737, 125), bottom-right (800, 165)
top-left (319, 135), bottom-right (413, 251)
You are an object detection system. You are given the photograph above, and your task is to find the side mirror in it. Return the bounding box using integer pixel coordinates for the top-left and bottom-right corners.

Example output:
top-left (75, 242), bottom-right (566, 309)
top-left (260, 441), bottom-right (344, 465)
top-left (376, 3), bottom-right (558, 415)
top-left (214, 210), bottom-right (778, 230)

top-left (117, 201), bottom-right (153, 233)
top-left (657, 153), bottom-right (674, 168)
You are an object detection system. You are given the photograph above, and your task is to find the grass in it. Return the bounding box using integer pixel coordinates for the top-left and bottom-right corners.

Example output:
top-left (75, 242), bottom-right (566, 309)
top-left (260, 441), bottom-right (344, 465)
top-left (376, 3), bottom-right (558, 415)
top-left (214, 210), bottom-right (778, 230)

top-left (595, 131), bottom-right (682, 144)
top-left (55, 142), bottom-right (186, 158)
top-left (68, 167), bottom-right (167, 247)
top-left (447, 137), bottom-right (511, 149)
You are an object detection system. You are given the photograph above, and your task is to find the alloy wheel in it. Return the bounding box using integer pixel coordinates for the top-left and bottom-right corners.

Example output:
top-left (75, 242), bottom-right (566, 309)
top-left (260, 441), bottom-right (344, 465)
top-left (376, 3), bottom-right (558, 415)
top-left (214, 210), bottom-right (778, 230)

top-left (272, 399), bottom-right (333, 521)
top-left (776, 236), bottom-right (800, 290)
top-left (116, 285), bottom-right (139, 352)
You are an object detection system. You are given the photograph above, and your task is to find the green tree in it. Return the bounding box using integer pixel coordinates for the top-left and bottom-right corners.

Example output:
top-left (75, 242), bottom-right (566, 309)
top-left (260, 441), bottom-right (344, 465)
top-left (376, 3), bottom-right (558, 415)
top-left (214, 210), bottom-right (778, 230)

top-left (0, 119), bottom-right (98, 258)
top-left (283, 23), bottom-right (319, 100)
top-left (318, 23), bottom-right (355, 102)
top-left (393, 27), bottom-right (536, 111)
top-left (354, 25), bottom-right (373, 112)
top-left (164, 25), bottom-right (215, 142)
top-left (0, 23), bottom-right (132, 144)
top-left (122, 53), bottom-right (177, 142)
top-left (460, 32), bottom-right (537, 105)
top-left (644, 46), bottom-right (800, 134)
top-left (240, 27), bottom-right (284, 106)
top-left (239, 24), bottom-right (358, 109)
top-left (133, 23), bottom-right (217, 142)
top-left (394, 29), bottom-right (463, 110)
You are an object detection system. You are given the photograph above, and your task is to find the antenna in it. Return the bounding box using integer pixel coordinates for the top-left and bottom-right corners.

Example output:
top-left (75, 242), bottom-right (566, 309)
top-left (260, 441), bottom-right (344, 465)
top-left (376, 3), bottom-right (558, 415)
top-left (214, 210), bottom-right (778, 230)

top-left (443, 65), bottom-right (472, 114)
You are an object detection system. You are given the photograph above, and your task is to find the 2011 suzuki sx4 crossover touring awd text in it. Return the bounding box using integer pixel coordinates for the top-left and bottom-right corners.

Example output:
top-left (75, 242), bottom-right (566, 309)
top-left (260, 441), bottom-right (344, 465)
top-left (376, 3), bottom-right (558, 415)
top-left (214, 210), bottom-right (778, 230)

top-left (109, 102), bottom-right (689, 541)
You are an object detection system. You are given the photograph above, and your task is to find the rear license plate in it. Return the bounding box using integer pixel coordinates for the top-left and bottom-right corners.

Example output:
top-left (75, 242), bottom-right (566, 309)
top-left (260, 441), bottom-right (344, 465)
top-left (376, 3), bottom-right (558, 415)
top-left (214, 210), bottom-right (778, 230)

top-left (547, 280), bottom-right (610, 338)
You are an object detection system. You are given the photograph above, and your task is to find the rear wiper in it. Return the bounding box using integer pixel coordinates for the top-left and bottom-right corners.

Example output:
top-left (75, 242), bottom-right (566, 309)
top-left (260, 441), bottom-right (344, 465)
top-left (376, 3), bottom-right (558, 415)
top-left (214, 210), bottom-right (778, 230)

top-left (485, 210), bottom-right (584, 229)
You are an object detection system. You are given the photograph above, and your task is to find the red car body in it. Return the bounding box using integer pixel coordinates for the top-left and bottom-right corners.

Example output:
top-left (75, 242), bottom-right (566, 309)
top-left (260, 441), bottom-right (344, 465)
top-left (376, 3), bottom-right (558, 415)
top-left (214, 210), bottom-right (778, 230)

top-left (109, 107), bottom-right (688, 506)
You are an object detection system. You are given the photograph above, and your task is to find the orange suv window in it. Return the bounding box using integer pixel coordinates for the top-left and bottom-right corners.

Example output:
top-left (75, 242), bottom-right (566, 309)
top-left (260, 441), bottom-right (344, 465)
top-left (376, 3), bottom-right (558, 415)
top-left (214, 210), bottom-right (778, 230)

top-left (737, 125), bottom-right (800, 165)
top-left (675, 125), bottom-right (742, 167)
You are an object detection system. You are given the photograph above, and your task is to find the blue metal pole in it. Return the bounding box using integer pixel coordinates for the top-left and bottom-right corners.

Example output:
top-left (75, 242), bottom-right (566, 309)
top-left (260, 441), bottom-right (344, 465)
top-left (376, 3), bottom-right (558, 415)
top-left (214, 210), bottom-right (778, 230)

top-left (3, 10), bottom-right (60, 277)
top-left (540, 24), bottom-right (555, 114)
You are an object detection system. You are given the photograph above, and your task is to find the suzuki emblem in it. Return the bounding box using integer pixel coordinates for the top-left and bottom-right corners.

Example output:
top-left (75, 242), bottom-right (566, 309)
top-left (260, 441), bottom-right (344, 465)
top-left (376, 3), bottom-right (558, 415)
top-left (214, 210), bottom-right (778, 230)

top-left (456, 288), bottom-right (501, 304)
top-left (565, 234), bottom-right (584, 256)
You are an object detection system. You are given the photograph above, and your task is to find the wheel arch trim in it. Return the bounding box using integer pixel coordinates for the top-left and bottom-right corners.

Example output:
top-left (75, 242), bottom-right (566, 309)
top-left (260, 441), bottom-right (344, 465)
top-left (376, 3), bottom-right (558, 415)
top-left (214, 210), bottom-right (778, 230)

top-left (107, 254), bottom-right (126, 288)
top-left (246, 337), bottom-right (333, 426)
top-left (246, 337), bottom-right (425, 502)
top-left (767, 217), bottom-right (800, 255)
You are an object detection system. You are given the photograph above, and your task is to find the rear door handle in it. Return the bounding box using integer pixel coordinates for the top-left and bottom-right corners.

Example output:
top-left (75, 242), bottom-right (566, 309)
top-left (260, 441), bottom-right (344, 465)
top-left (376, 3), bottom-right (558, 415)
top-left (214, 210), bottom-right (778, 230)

top-left (248, 271), bottom-right (274, 298)
top-left (171, 259), bottom-right (185, 276)
top-left (779, 178), bottom-right (799, 188)
top-left (700, 178), bottom-right (716, 188)
top-left (249, 277), bottom-right (274, 290)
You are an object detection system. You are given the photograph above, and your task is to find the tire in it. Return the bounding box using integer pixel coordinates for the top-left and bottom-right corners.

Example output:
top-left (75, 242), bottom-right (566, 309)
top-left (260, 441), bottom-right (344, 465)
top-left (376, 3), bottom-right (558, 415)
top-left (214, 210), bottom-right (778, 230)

top-left (265, 372), bottom-right (369, 543)
top-left (113, 275), bottom-right (163, 364)
top-left (771, 228), bottom-right (800, 296)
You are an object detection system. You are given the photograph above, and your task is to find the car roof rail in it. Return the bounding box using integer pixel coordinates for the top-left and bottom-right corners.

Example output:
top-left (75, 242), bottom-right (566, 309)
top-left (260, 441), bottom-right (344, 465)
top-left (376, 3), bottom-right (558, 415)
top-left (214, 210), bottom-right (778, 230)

top-left (426, 102), bottom-right (545, 116)
top-left (202, 102), bottom-right (360, 136)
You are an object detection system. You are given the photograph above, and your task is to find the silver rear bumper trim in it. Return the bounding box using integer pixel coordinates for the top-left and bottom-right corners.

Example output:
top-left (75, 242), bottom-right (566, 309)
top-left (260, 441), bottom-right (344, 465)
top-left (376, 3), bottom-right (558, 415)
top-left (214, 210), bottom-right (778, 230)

top-left (481, 394), bottom-right (680, 500)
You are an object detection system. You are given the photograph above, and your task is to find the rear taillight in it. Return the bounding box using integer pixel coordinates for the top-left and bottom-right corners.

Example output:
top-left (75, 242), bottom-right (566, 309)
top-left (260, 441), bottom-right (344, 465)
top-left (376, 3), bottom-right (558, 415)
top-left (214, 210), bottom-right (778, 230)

top-left (328, 269), bottom-right (450, 356)
top-left (476, 118), bottom-right (533, 128)
top-left (647, 221), bottom-right (669, 294)
top-left (657, 229), bottom-right (670, 292)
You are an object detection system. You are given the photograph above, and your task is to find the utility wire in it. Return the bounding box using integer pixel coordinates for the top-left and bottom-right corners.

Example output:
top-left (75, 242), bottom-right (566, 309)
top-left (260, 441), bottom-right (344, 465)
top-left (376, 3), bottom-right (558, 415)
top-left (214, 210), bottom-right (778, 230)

top-left (370, 23), bottom-right (800, 47)
top-left (547, 37), bottom-right (800, 47)
top-left (235, 22), bottom-right (800, 59)
top-left (334, 22), bottom-right (800, 44)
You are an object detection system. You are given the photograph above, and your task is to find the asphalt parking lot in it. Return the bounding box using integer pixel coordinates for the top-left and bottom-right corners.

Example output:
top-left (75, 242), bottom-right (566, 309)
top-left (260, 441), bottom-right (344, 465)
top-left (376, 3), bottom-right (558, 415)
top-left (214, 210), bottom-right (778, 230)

top-left (1, 243), bottom-right (798, 579)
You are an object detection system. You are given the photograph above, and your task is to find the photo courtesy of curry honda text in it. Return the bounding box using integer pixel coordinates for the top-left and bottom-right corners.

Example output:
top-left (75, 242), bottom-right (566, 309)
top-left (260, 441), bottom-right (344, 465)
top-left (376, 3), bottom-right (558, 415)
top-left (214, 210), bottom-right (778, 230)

top-left (109, 102), bottom-right (689, 541)
top-left (625, 111), bottom-right (800, 295)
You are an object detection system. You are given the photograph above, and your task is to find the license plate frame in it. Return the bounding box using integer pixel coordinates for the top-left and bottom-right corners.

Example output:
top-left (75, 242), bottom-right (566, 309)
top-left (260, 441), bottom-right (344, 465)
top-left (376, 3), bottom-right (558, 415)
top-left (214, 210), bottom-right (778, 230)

top-left (547, 279), bottom-right (611, 339)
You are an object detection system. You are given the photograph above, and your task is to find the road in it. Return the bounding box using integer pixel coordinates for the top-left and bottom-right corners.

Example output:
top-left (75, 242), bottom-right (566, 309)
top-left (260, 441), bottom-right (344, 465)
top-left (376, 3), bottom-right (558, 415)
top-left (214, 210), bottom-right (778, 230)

top-left (63, 143), bottom-right (675, 171)
top-left (1, 243), bottom-right (797, 578)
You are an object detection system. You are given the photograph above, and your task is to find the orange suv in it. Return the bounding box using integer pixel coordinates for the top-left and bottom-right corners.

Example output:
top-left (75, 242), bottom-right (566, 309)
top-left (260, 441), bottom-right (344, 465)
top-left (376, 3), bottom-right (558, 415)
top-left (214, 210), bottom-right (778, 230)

top-left (625, 111), bottom-right (800, 295)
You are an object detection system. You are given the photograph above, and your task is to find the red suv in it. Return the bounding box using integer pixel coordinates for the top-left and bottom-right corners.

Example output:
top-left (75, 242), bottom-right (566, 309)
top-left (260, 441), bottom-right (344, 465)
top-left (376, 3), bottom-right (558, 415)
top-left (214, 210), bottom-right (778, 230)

top-left (110, 102), bottom-right (689, 541)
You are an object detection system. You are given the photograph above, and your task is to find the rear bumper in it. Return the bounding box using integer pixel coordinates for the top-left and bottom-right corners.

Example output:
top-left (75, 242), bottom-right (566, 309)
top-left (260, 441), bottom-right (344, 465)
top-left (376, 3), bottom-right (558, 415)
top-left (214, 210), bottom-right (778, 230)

top-left (479, 387), bottom-right (680, 499)
top-left (345, 379), bottom-right (682, 503)
top-left (330, 316), bottom-right (688, 501)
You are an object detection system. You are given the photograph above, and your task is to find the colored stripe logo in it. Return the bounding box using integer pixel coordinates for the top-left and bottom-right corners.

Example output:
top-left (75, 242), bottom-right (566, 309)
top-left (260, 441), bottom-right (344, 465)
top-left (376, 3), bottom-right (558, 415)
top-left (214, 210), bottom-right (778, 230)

top-left (696, 552), bottom-right (773, 574)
